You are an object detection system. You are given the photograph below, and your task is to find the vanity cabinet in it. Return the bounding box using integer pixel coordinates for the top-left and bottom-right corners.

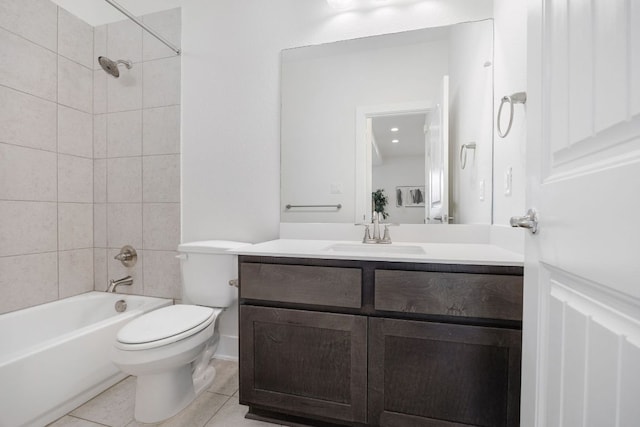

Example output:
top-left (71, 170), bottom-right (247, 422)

top-left (238, 256), bottom-right (523, 427)
top-left (239, 305), bottom-right (367, 424)
top-left (368, 318), bottom-right (521, 427)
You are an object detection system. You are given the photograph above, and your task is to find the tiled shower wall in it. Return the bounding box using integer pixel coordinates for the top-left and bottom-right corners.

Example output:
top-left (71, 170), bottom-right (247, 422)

top-left (0, 1), bottom-right (94, 314)
top-left (93, 8), bottom-right (182, 300)
top-left (0, 0), bottom-right (182, 314)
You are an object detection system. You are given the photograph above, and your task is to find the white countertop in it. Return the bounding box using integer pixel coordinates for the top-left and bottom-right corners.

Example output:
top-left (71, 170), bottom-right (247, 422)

top-left (231, 239), bottom-right (524, 267)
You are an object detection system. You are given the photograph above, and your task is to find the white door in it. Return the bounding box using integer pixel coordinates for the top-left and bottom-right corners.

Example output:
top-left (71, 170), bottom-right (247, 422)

top-left (427, 75), bottom-right (449, 223)
top-left (522, 1), bottom-right (640, 426)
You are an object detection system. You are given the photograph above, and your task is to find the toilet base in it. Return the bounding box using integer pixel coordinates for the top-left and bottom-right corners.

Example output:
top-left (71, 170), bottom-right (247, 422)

top-left (134, 364), bottom-right (196, 423)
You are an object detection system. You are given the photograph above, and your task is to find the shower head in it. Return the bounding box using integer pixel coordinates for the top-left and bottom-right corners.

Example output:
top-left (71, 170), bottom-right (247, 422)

top-left (97, 56), bottom-right (132, 78)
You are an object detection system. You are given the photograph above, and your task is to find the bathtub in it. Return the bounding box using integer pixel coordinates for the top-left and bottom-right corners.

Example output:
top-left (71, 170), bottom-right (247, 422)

top-left (0, 291), bottom-right (172, 427)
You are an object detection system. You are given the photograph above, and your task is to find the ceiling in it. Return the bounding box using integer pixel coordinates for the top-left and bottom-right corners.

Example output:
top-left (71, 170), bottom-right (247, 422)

top-left (372, 113), bottom-right (427, 162)
top-left (50, 0), bottom-right (183, 26)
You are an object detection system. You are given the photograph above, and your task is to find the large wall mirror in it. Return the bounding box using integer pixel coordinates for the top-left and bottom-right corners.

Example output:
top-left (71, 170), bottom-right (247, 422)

top-left (281, 19), bottom-right (493, 225)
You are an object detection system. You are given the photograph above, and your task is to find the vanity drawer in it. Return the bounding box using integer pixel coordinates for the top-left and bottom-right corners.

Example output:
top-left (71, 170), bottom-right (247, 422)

top-left (240, 263), bottom-right (362, 308)
top-left (375, 270), bottom-right (523, 321)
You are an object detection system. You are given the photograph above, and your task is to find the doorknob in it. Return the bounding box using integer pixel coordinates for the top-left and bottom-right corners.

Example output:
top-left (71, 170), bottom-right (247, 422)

top-left (510, 209), bottom-right (538, 234)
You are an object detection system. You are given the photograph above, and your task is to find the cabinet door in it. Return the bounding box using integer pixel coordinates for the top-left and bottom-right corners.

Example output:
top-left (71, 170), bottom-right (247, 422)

top-left (240, 305), bottom-right (367, 424)
top-left (369, 318), bottom-right (521, 427)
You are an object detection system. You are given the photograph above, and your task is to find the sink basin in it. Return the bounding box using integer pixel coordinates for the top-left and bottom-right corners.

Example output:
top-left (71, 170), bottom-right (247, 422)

top-left (324, 243), bottom-right (425, 255)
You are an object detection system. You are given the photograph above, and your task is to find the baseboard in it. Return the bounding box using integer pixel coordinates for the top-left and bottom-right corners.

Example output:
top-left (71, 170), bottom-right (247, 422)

top-left (214, 334), bottom-right (238, 361)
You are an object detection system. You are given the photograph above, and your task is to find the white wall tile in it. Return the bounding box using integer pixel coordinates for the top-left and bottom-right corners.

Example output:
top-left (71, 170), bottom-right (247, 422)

top-left (143, 105), bottom-right (180, 155)
top-left (143, 203), bottom-right (180, 250)
top-left (94, 25), bottom-right (107, 70)
top-left (143, 155), bottom-right (180, 202)
top-left (94, 114), bottom-right (107, 158)
top-left (142, 250), bottom-right (180, 299)
top-left (0, 28), bottom-right (57, 101)
top-left (59, 248), bottom-right (94, 298)
top-left (94, 70), bottom-right (107, 114)
top-left (0, 252), bottom-right (58, 314)
top-left (107, 110), bottom-right (142, 157)
top-left (0, 143), bottom-right (56, 201)
top-left (58, 56), bottom-right (92, 113)
top-left (94, 203), bottom-right (107, 247)
top-left (107, 66), bottom-right (142, 112)
top-left (0, 201), bottom-right (57, 256)
top-left (58, 8), bottom-right (94, 69)
top-left (107, 19), bottom-right (142, 64)
top-left (0, 86), bottom-right (56, 151)
top-left (0, 0), bottom-right (57, 51)
top-left (58, 105), bottom-right (93, 158)
top-left (143, 56), bottom-right (181, 108)
top-left (107, 247), bottom-right (143, 295)
top-left (58, 154), bottom-right (93, 203)
top-left (94, 159), bottom-right (107, 203)
top-left (107, 157), bottom-right (142, 202)
top-left (94, 248), bottom-right (107, 291)
top-left (58, 202), bottom-right (93, 250)
top-left (142, 8), bottom-right (181, 61)
top-left (107, 203), bottom-right (142, 249)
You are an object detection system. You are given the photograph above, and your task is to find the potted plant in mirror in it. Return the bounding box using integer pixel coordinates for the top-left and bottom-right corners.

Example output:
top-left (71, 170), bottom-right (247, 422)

top-left (372, 189), bottom-right (389, 220)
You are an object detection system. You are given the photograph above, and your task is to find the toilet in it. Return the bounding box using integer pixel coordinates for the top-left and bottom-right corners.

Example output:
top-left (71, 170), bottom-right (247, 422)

top-left (111, 240), bottom-right (247, 423)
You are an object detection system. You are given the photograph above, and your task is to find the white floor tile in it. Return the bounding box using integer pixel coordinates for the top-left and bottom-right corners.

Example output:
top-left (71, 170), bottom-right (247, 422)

top-left (125, 391), bottom-right (228, 427)
top-left (205, 398), bottom-right (279, 427)
top-left (70, 377), bottom-right (136, 427)
top-left (208, 359), bottom-right (239, 397)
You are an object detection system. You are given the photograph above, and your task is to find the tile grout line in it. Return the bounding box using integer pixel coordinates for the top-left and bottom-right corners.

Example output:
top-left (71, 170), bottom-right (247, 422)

top-left (140, 30), bottom-right (145, 298)
top-left (55, 5), bottom-right (60, 301)
top-left (202, 392), bottom-right (234, 426)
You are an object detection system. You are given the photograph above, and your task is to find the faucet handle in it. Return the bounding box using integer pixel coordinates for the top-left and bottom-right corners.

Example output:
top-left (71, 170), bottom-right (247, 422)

top-left (114, 245), bottom-right (137, 267)
top-left (379, 223), bottom-right (399, 244)
top-left (355, 223), bottom-right (376, 243)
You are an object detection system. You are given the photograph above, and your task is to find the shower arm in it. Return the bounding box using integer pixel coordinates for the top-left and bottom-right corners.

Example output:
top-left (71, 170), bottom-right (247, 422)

top-left (103, 0), bottom-right (181, 56)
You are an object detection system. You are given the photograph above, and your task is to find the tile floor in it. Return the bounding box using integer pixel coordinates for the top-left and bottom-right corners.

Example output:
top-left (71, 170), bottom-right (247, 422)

top-left (47, 359), bottom-right (282, 427)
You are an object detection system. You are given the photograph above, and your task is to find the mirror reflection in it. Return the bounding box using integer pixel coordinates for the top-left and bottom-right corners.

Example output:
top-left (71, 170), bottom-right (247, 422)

top-left (281, 19), bottom-right (493, 225)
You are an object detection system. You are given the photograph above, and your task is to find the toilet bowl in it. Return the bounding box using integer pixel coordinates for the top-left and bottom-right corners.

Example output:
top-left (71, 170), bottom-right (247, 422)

top-left (110, 240), bottom-right (247, 423)
top-left (112, 305), bottom-right (222, 422)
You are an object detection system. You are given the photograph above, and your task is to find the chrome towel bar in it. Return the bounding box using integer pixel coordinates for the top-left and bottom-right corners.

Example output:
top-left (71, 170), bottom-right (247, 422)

top-left (286, 204), bottom-right (342, 209)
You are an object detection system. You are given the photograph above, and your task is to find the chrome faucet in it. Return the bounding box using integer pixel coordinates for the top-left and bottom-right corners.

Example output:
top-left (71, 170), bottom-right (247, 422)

top-left (359, 212), bottom-right (395, 244)
top-left (372, 212), bottom-right (381, 241)
top-left (107, 275), bottom-right (133, 293)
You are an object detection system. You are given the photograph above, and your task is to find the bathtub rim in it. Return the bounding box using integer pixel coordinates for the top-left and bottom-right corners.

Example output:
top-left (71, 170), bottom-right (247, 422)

top-left (0, 291), bottom-right (173, 368)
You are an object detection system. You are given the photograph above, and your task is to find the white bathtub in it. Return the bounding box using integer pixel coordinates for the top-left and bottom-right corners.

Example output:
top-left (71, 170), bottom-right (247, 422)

top-left (0, 291), bottom-right (172, 427)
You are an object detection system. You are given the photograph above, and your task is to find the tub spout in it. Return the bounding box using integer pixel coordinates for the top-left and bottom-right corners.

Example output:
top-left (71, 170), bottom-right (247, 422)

top-left (107, 275), bottom-right (133, 293)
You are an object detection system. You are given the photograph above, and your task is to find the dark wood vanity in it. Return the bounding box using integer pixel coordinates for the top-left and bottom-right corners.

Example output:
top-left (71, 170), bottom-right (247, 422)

top-left (238, 255), bottom-right (523, 427)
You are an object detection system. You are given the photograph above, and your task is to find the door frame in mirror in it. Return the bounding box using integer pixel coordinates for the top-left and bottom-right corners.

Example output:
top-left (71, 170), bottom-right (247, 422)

top-left (355, 101), bottom-right (436, 224)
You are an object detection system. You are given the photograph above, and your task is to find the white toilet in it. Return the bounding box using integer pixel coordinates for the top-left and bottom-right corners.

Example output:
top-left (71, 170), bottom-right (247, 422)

top-left (111, 240), bottom-right (247, 423)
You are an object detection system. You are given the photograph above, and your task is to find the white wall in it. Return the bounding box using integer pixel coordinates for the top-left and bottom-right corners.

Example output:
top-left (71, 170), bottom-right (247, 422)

top-left (492, 0), bottom-right (527, 225)
top-left (448, 20), bottom-right (493, 224)
top-left (281, 38), bottom-right (448, 223)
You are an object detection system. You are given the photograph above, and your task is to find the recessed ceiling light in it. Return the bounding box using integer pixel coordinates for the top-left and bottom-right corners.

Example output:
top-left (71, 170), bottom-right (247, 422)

top-left (392, 139), bottom-right (399, 144)
top-left (390, 127), bottom-right (399, 132)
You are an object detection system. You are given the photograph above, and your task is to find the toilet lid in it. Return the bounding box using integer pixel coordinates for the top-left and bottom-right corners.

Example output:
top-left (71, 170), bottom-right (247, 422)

top-left (117, 305), bottom-right (215, 345)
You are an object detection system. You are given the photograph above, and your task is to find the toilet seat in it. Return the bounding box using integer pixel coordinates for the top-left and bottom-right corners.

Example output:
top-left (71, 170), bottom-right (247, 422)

top-left (116, 305), bottom-right (220, 351)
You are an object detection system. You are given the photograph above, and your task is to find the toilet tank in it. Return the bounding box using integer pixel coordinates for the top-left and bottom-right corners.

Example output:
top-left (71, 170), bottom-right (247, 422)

top-left (177, 240), bottom-right (248, 307)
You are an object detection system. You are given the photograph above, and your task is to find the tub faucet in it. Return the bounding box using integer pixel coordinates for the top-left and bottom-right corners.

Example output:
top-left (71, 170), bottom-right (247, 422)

top-left (107, 275), bottom-right (133, 293)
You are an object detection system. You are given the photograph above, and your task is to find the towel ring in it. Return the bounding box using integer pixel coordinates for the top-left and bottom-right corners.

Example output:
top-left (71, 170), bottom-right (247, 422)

top-left (497, 91), bottom-right (527, 138)
top-left (459, 143), bottom-right (476, 170)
